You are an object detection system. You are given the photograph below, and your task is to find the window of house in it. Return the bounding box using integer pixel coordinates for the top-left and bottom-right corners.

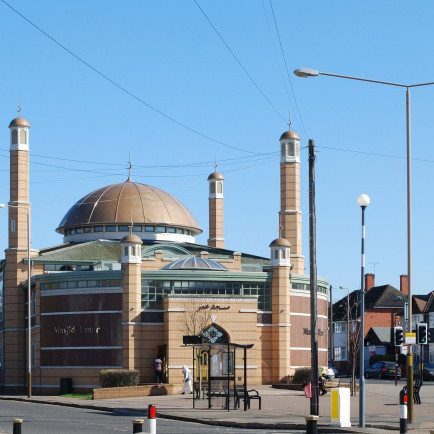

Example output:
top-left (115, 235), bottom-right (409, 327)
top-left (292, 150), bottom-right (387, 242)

top-left (334, 322), bottom-right (347, 333)
top-left (333, 347), bottom-right (347, 361)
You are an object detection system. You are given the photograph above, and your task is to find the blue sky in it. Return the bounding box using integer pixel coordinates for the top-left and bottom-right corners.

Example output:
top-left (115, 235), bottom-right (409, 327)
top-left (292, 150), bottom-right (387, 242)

top-left (1, 1), bottom-right (434, 300)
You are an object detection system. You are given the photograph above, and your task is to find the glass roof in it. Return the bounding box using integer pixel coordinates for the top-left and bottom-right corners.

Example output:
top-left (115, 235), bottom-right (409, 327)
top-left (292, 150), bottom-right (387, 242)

top-left (162, 257), bottom-right (228, 271)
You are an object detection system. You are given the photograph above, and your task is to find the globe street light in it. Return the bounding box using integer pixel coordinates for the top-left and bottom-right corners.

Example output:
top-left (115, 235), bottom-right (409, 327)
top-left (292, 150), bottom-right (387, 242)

top-left (0, 203), bottom-right (32, 397)
top-left (294, 67), bottom-right (434, 423)
top-left (357, 194), bottom-right (370, 427)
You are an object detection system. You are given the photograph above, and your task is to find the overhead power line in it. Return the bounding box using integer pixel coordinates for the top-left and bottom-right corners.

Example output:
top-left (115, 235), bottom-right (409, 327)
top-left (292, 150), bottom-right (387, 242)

top-left (194, 0), bottom-right (287, 124)
top-left (0, 0), bottom-right (256, 155)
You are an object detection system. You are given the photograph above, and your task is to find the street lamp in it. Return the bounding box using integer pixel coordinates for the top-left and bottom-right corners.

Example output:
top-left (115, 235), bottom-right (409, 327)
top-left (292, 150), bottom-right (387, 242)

top-left (357, 193), bottom-right (370, 427)
top-left (0, 203), bottom-right (32, 397)
top-left (294, 67), bottom-right (434, 423)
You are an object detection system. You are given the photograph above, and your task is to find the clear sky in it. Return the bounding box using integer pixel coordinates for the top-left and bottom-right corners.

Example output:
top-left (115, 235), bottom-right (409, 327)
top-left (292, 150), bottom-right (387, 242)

top-left (1, 1), bottom-right (434, 300)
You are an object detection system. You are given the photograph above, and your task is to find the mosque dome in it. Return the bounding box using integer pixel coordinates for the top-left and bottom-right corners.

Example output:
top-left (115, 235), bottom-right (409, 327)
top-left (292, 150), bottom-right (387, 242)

top-left (207, 172), bottom-right (224, 181)
top-left (9, 117), bottom-right (30, 128)
top-left (279, 130), bottom-right (299, 141)
top-left (57, 180), bottom-right (202, 243)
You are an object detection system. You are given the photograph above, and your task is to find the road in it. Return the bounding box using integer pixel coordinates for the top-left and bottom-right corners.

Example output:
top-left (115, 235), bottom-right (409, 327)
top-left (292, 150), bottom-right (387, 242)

top-left (0, 400), bottom-right (290, 433)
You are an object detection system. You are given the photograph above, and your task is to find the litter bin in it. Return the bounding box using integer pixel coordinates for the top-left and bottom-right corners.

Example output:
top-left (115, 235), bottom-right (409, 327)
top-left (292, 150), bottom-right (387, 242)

top-left (60, 378), bottom-right (73, 395)
top-left (303, 381), bottom-right (312, 398)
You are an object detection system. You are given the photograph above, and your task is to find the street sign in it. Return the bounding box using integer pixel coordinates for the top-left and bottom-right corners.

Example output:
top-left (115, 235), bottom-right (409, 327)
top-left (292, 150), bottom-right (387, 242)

top-left (369, 345), bottom-right (376, 355)
top-left (405, 332), bottom-right (416, 345)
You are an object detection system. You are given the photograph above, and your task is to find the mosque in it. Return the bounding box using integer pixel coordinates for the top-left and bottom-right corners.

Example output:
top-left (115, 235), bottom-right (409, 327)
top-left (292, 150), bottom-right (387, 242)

top-left (0, 116), bottom-right (328, 394)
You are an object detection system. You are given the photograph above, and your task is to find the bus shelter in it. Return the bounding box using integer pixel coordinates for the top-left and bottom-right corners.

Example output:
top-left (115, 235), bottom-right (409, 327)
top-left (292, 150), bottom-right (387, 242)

top-left (183, 337), bottom-right (254, 411)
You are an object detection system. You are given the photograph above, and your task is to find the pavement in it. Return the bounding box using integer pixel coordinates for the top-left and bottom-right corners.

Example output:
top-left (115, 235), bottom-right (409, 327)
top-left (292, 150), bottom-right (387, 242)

top-left (2, 379), bottom-right (434, 433)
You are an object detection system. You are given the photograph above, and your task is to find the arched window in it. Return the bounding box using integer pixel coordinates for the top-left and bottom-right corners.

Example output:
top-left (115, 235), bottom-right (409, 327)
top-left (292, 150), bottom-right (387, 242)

top-left (19, 129), bottom-right (27, 145)
top-left (274, 250), bottom-right (278, 259)
top-left (210, 182), bottom-right (216, 194)
top-left (217, 182), bottom-right (222, 194)
top-left (281, 250), bottom-right (286, 259)
top-left (201, 324), bottom-right (229, 344)
top-left (11, 129), bottom-right (18, 145)
top-left (288, 141), bottom-right (295, 156)
top-left (124, 246), bottom-right (128, 256)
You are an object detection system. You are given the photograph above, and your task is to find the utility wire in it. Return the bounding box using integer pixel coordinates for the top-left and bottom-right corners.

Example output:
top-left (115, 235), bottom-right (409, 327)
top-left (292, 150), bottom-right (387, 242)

top-left (269, 0), bottom-right (308, 138)
top-left (0, 0), bottom-right (256, 155)
top-left (194, 0), bottom-right (287, 124)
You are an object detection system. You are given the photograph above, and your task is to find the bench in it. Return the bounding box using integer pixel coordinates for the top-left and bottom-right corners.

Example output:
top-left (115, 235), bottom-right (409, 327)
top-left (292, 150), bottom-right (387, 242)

top-left (233, 387), bottom-right (262, 410)
top-left (324, 378), bottom-right (340, 390)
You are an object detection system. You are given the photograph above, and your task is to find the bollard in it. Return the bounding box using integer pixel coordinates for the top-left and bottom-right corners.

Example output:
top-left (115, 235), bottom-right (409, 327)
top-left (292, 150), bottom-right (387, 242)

top-left (399, 386), bottom-right (407, 434)
top-left (148, 404), bottom-right (156, 434)
top-left (132, 418), bottom-right (144, 433)
top-left (12, 418), bottom-right (23, 434)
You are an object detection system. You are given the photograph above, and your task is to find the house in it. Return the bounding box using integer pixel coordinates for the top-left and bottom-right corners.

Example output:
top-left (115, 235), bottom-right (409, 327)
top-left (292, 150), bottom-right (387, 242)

top-left (331, 274), bottom-right (408, 374)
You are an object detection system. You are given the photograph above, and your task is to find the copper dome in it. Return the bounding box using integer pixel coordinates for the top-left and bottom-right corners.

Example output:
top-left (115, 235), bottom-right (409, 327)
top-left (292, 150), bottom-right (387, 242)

top-left (56, 180), bottom-right (202, 235)
top-left (207, 172), bottom-right (224, 181)
top-left (9, 117), bottom-right (30, 128)
top-left (279, 130), bottom-right (299, 141)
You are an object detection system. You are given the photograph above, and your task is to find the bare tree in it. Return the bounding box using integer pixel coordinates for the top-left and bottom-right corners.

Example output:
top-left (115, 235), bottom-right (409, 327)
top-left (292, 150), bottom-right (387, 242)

top-left (181, 299), bottom-right (212, 338)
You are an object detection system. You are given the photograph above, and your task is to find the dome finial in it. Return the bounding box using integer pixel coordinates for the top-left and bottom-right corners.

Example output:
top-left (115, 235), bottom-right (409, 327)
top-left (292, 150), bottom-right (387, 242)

top-left (127, 151), bottom-right (132, 182)
top-left (214, 157), bottom-right (218, 172)
top-left (287, 112), bottom-right (292, 131)
top-left (279, 224), bottom-right (283, 238)
top-left (17, 99), bottom-right (22, 118)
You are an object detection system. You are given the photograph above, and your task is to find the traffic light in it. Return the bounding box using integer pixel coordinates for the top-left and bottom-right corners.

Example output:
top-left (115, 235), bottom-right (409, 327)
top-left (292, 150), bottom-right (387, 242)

top-left (417, 323), bottom-right (427, 345)
top-left (393, 326), bottom-right (404, 346)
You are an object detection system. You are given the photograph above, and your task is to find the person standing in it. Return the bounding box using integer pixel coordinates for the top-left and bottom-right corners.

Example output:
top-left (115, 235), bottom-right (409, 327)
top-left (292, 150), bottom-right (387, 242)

top-left (181, 365), bottom-right (192, 394)
top-left (152, 356), bottom-right (163, 384)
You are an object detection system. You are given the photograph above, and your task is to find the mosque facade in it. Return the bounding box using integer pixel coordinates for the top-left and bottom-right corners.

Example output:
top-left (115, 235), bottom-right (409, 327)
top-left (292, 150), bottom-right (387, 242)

top-left (0, 116), bottom-right (328, 394)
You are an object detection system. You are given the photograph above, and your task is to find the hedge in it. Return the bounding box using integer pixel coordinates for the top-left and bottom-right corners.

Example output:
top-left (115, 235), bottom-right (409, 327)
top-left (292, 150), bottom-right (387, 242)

top-left (99, 369), bottom-right (140, 388)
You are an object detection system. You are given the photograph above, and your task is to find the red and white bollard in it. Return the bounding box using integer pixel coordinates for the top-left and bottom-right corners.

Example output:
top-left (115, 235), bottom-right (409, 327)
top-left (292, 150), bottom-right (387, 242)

top-left (148, 404), bottom-right (156, 434)
top-left (399, 386), bottom-right (407, 434)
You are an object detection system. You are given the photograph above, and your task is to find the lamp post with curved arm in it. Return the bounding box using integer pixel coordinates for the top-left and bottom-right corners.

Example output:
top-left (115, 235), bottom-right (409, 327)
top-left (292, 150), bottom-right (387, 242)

top-left (294, 67), bottom-right (434, 424)
top-left (0, 202), bottom-right (32, 397)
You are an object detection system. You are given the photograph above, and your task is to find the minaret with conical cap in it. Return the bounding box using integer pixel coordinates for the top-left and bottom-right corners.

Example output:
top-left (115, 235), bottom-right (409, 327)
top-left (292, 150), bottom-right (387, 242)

top-left (207, 169), bottom-right (224, 249)
top-left (278, 128), bottom-right (304, 273)
top-left (4, 115), bottom-right (31, 392)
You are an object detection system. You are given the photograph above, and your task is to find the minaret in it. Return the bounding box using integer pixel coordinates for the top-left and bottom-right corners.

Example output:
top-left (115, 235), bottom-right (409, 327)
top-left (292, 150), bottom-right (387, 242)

top-left (207, 170), bottom-right (224, 249)
top-left (121, 234), bottom-right (143, 371)
top-left (278, 129), bottom-right (304, 274)
top-left (4, 116), bottom-right (31, 392)
top-left (269, 237), bottom-right (291, 384)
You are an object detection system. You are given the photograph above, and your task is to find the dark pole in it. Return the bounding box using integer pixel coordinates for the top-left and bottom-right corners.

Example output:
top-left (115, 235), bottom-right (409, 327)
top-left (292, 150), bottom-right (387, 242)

top-left (330, 285), bottom-right (333, 365)
top-left (309, 139), bottom-right (319, 419)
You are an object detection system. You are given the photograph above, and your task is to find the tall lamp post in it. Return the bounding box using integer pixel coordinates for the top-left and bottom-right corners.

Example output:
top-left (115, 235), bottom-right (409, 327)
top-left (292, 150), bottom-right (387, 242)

top-left (357, 194), bottom-right (370, 427)
top-left (0, 203), bottom-right (32, 397)
top-left (294, 67), bottom-right (434, 423)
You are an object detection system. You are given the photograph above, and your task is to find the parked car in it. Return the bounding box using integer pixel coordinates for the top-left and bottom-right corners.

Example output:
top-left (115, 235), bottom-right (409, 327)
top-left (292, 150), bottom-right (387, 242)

top-left (327, 364), bottom-right (339, 378)
top-left (365, 361), bottom-right (401, 379)
top-left (414, 362), bottom-right (434, 380)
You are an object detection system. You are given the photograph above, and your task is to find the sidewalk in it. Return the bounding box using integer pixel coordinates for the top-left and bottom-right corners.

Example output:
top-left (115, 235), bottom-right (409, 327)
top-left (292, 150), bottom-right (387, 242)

top-left (2, 381), bottom-right (434, 432)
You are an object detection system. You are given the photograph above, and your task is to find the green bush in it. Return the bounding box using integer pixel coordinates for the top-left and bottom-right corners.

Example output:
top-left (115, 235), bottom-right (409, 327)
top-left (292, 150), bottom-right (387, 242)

top-left (99, 369), bottom-right (139, 388)
top-left (292, 367), bottom-right (311, 384)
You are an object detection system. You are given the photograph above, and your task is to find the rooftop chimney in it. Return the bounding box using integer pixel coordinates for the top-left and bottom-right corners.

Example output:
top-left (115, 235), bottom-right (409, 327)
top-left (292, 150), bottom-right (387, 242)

top-left (400, 274), bottom-right (408, 295)
top-left (365, 273), bottom-right (375, 291)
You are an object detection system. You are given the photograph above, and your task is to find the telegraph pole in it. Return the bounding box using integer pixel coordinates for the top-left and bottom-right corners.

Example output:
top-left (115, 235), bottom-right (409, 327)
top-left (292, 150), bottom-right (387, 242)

top-left (309, 139), bottom-right (319, 422)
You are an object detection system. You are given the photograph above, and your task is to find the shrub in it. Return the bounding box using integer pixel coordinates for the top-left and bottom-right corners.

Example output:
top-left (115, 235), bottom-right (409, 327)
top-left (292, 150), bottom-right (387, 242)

top-left (99, 369), bottom-right (139, 388)
top-left (292, 367), bottom-right (311, 384)
top-left (279, 375), bottom-right (293, 384)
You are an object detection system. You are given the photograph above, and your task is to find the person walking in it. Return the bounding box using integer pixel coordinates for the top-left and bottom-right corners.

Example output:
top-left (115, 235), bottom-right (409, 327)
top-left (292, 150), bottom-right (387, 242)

top-left (152, 356), bottom-right (163, 384)
top-left (181, 365), bottom-right (193, 394)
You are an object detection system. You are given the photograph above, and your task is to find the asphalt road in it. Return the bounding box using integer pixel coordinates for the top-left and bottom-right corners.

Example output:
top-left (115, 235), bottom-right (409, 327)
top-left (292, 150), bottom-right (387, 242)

top-left (0, 400), bottom-right (292, 433)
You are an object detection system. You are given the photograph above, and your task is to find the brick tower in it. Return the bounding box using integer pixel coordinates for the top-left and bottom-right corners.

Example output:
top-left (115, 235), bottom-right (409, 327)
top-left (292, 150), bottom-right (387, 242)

top-left (278, 129), bottom-right (304, 274)
top-left (4, 116), bottom-right (31, 392)
top-left (270, 237), bottom-right (291, 383)
top-left (207, 171), bottom-right (224, 248)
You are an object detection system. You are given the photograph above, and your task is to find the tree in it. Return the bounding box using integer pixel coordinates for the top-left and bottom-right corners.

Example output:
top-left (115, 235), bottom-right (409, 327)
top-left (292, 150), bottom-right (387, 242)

top-left (181, 299), bottom-right (212, 338)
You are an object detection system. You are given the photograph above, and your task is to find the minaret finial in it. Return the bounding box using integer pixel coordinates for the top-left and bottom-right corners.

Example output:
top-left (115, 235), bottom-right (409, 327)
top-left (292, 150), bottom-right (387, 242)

top-left (287, 112), bottom-right (292, 131)
top-left (127, 151), bottom-right (132, 182)
top-left (214, 157), bottom-right (218, 172)
top-left (279, 225), bottom-right (283, 238)
top-left (17, 99), bottom-right (22, 117)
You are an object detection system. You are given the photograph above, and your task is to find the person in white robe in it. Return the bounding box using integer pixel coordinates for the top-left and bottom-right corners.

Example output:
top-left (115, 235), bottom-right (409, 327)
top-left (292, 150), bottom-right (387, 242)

top-left (181, 365), bottom-right (192, 394)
